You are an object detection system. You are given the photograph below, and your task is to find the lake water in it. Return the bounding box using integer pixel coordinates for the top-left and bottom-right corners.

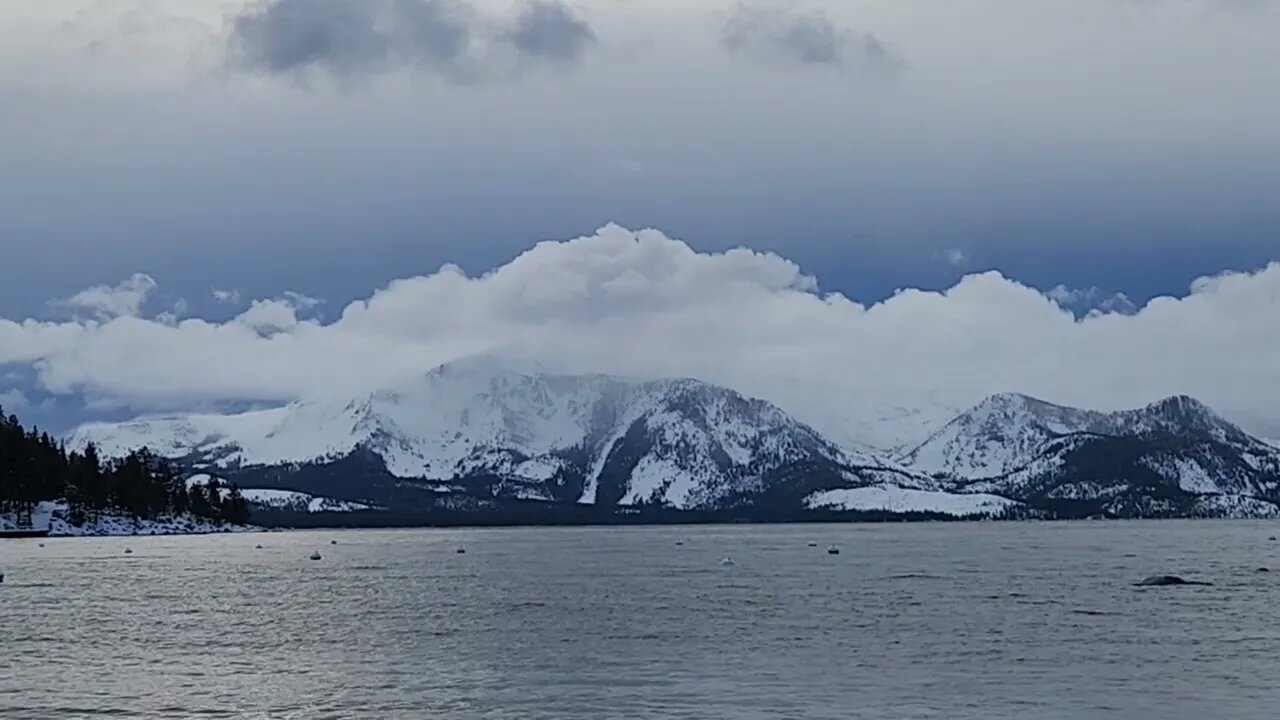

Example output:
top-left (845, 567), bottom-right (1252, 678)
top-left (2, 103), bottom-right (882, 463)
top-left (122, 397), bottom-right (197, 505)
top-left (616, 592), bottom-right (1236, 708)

top-left (2, 522), bottom-right (1279, 719)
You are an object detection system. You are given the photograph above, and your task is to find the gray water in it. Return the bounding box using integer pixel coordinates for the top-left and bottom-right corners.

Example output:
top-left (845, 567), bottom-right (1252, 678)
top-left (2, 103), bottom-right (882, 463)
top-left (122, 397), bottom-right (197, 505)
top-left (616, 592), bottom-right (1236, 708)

top-left (2, 522), bottom-right (1279, 719)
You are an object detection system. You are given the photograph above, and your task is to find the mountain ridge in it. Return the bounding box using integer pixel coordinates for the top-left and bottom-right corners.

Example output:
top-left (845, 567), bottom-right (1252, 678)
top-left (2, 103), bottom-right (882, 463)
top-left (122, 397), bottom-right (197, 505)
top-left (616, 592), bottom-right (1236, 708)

top-left (66, 360), bottom-right (1280, 520)
top-left (68, 357), bottom-right (931, 514)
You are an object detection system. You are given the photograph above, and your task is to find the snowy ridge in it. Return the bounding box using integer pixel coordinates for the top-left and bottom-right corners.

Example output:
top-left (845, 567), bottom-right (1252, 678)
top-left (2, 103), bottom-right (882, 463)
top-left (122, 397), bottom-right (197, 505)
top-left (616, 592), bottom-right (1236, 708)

top-left (901, 393), bottom-right (1112, 478)
top-left (238, 489), bottom-right (376, 513)
top-left (69, 356), bottom-right (931, 513)
top-left (923, 394), bottom-right (1280, 518)
top-left (904, 393), bottom-right (1280, 482)
top-left (65, 359), bottom-right (1280, 519)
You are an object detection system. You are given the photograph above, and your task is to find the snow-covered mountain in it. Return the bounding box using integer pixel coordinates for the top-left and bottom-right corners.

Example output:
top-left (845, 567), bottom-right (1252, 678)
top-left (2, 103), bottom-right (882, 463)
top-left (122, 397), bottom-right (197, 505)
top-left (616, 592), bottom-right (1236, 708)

top-left (901, 393), bottom-right (1112, 478)
top-left (69, 357), bottom-right (933, 514)
top-left (902, 393), bottom-right (1280, 518)
top-left (67, 361), bottom-right (1280, 520)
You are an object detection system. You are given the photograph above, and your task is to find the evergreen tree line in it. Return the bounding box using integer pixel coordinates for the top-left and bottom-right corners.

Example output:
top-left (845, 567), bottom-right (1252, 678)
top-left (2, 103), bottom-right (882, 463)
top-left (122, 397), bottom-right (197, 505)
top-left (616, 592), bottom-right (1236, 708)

top-left (0, 407), bottom-right (250, 527)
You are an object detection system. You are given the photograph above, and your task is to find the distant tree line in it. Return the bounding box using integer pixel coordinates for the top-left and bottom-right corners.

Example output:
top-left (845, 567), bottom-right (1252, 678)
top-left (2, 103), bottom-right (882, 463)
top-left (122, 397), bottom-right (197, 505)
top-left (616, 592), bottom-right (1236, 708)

top-left (0, 407), bottom-right (249, 527)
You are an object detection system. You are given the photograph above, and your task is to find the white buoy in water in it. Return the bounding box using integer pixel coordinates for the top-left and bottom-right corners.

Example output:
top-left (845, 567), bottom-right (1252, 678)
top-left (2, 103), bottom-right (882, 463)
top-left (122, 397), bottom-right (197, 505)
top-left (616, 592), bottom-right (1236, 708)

top-left (720, 557), bottom-right (735, 566)
top-left (309, 551), bottom-right (322, 561)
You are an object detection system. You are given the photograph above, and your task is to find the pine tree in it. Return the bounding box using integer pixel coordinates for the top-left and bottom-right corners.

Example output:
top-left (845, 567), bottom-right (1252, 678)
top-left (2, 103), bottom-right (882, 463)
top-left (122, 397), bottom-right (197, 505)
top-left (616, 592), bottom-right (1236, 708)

top-left (221, 483), bottom-right (251, 525)
top-left (0, 409), bottom-right (209, 528)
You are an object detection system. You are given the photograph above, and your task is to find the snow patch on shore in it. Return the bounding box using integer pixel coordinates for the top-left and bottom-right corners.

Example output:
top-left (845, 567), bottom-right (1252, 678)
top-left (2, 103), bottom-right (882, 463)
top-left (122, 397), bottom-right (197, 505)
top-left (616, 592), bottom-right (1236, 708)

top-left (805, 485), bottom-right (1018, 516)
top-left (0, 501), bottom-right (255, 537)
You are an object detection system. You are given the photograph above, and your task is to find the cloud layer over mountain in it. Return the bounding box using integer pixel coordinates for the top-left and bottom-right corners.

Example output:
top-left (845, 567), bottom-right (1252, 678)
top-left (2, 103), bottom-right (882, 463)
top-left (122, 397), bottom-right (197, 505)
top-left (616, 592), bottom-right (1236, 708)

top-left (3, 224), bottom-right (1279, 443)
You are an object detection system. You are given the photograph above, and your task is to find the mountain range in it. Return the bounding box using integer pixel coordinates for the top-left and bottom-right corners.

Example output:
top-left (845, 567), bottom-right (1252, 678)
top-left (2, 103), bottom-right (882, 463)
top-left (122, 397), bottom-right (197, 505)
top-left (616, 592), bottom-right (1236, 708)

top-left (67, 356), bottom-right (1280, 521)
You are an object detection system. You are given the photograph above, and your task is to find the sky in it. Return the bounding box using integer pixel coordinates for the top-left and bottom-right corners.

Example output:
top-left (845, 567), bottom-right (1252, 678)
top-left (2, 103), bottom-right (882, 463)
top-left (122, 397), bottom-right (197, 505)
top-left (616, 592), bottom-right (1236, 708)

top-left (1, 0), bottom-right (1279, 442)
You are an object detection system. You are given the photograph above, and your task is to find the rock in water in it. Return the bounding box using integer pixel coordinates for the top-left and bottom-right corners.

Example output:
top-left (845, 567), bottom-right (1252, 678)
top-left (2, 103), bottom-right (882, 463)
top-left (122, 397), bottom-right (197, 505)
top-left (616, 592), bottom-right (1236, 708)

top-left (1134, 574), bottom-right (1212, 587)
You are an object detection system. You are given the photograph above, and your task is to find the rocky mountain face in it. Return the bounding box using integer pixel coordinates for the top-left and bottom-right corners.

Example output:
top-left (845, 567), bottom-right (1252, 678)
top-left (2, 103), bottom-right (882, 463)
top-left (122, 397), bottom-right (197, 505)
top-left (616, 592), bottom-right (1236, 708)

top-left (904, 393), bottom-right (1280, 518)
top-left (68, 357), bottom-right (925, 516)
top-left (67, 360), bottom-right (1280, 520)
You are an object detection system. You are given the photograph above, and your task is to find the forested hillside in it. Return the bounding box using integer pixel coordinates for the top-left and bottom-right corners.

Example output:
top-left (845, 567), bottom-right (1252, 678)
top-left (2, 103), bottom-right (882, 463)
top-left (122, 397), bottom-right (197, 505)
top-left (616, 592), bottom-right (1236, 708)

top-left (0, 406), bottom-right (249, 528)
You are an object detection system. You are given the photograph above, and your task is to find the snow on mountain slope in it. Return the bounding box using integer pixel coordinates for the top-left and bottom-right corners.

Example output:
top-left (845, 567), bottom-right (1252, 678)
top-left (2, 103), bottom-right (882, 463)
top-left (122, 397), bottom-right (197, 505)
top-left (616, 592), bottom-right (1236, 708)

top-left (900, 393), bottom-right (1113, 478)
top-left (927, 395), bottom-right (1280, 518)
top-left (68, 356), bottom-right (928, 512)
top-left (238, 489), bottom-right (376, 513)
top-left (903, 393), bottom-right (1280, 481)
top-left (804, 485), bottom-right (1018, 516)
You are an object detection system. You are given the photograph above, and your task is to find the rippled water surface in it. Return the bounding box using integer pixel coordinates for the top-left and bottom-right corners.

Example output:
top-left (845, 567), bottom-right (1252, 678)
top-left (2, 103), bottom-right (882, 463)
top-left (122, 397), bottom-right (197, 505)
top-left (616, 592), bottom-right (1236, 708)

top-left (3, 522), bottom-right (1279, 719)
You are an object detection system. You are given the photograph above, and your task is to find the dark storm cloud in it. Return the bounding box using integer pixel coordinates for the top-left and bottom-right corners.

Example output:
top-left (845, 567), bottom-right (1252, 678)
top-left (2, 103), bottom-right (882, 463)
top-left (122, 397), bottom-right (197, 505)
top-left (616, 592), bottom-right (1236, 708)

top-left (720, 2), bottom-right (898, 71)
top-left (229, 0), bottom-right (594, 82)
top-left (504, 1), bottom-right (596, 63)
top-left (230, 0), bottom-right (395, 76)
top-left (387, 0), bottom-right (474, 68)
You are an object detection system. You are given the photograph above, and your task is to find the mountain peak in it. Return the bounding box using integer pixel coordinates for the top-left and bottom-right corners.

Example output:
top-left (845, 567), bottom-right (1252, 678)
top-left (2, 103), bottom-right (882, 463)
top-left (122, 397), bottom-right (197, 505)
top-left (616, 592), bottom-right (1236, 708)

top-left (904, 389), bottom-right (1269, 483)
top-left (1142, 394), bottom-right (1215, 417)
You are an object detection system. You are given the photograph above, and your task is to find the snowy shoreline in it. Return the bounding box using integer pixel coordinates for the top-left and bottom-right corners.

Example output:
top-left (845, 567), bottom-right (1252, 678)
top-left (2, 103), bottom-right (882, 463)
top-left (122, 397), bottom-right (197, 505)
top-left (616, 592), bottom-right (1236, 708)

top-left (0, 501), bottom-right (259, 538)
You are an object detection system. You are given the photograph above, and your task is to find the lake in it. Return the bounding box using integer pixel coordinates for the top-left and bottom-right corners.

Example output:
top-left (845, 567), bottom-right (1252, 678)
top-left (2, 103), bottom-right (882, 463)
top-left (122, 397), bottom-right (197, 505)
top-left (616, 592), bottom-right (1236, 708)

top-left (2, 521), bottom-right (1278, 719)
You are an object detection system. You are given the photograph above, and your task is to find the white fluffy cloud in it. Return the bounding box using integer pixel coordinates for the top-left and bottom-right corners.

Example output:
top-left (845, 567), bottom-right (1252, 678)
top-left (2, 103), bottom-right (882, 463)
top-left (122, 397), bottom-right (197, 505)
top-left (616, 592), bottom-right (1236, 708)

top-left (212, 289), bottom-right (241, 305)
top-left (52, 273), bottom-right (158, 321)
top-left (3, 224), bottom-right (1280, 445)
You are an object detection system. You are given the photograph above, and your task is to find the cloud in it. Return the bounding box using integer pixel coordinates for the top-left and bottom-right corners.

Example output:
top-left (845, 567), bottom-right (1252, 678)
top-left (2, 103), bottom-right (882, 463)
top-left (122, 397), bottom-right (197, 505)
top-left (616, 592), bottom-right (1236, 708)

top-left (213, 289), bottom-right (242, 305)
top-left (227, 0), bottom-right (595, 83)
top-left (3, 224), bottom-right (1280, 444)
top-left (229, 0), bottom-right (395, 78)
top-left (50, 273), bottom-right (157, 321)
top-left (1046, 285), bottom-right (1138, 316)
top-left (720, 2), bottom-right (898, 71)
top-left (937, 248), bottom-right (969, 268)
top-left (503, 1), bottom-right (596, 63)
top-left (0, 389), bottom-right (30, 412)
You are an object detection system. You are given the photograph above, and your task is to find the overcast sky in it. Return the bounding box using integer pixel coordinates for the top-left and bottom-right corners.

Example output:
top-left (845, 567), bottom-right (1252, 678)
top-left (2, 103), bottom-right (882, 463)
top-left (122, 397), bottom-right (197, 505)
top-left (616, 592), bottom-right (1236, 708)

top-left (1, 0), bottom-right (1279, 440)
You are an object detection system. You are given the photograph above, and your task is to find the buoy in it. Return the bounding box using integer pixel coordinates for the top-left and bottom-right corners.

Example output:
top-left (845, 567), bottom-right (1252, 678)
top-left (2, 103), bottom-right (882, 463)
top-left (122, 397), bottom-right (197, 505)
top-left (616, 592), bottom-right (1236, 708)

top-left (720, 557), bottom-right (735, 566)
top-left (124, 548), bottom-right (133, 555)
top-left (456, 547), bottom-right (466, 554)
top-left (38, 543), bottom-right (45, 548)
top-left (330, 539), bottom-right (337, 545)
top-left (807, 541), bottom-right (817, 547)
top-left (255, 544), bottom-right (263, 549)
top-left (827, 545), bottom-right (840, 555)
top-left (675, 540), bottom-right (683, 546)
top-left (309, 551), bottom-right (322, 561)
